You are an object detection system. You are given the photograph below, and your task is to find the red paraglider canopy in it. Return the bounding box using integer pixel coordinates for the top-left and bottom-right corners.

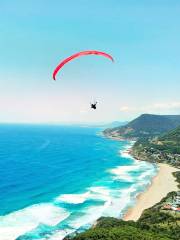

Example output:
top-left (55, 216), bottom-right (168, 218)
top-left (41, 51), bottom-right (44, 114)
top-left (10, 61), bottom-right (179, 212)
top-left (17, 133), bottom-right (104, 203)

top-left (53, 50), bottom-right (114, 80)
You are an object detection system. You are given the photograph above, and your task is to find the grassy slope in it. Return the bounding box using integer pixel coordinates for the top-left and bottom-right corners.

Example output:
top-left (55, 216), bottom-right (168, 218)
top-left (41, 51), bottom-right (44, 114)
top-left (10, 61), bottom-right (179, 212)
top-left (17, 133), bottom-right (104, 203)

top-left (132, 126), bottom-right (180, 167)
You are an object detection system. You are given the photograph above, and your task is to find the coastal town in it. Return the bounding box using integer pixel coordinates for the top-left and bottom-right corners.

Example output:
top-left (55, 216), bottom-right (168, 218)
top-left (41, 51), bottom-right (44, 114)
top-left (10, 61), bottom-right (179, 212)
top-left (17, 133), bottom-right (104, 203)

top-left (163, 192), bottom-right (180, 213)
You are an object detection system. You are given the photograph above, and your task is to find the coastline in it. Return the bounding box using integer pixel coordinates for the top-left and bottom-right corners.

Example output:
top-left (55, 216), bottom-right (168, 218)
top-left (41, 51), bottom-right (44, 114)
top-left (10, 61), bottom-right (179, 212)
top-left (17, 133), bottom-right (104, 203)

top-left (124, 163), bottom-right (179, 221)
top-left (104, 134), bottom-right (179, 222)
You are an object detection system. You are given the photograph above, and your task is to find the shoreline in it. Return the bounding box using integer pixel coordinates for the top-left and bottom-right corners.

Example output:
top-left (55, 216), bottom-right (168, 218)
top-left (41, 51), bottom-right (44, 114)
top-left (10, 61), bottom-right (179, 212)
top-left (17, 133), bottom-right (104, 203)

top-left (123, 163), bottom-right (179, 221)
top-left (104, 134), bottom-right (179, 222)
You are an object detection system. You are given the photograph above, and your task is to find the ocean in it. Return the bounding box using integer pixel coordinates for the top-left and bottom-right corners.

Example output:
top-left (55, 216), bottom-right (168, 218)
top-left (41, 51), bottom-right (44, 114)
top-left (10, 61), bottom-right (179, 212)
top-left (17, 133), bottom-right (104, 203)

top-left (0, 124), bottom-right (157, 240)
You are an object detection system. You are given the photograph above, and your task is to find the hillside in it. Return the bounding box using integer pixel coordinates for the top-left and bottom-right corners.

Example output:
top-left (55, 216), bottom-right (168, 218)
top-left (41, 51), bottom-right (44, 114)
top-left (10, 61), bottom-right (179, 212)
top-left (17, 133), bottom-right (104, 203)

top-left (66, 218), bottom-right (172, 239)
top-left (159, 127), bottom-right (180, 147)
top-left (132, 126), bottom-right (180, 167)
top-left (103, 114), bottom-right (180, 139)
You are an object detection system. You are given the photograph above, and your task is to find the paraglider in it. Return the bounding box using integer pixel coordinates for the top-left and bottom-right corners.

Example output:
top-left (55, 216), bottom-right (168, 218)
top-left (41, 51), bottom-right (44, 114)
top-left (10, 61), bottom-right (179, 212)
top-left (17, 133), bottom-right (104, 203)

top-left (53, 50), bottom-right (114, 80)
top-left (90, 101), bottom-right (97, 110)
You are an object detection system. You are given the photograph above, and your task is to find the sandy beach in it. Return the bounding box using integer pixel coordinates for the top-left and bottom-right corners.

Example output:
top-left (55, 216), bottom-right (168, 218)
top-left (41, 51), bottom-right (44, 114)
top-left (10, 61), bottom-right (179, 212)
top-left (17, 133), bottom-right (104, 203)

top-left (124, 163), bottom-right (179, 221)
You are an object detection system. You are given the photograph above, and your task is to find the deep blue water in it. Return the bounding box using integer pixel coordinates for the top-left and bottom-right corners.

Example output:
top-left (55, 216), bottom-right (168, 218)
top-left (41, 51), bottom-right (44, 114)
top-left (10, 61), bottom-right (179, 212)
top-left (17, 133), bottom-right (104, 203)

top-left (0, 125), bottom-right (157, 240)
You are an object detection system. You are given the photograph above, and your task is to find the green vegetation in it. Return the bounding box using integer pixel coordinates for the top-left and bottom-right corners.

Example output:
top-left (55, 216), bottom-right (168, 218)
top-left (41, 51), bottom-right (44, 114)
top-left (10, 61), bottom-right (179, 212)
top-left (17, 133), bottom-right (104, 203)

top-left (173, 171), bottom-right (180, 188)
top-left (158, 127), bottom-right (180, 154)
top-left (66, 207), bottom-right (180, 240)
top-left (104, 114), bottom-right (180, 167)
top-left (137, 190), bottom-right (180, 240)
top-left (132, 126), bottom-right (180, 167)
top-left (66, 218), bottom-right (171, 240)
top-left (103, 114), bottom-right (180, 139)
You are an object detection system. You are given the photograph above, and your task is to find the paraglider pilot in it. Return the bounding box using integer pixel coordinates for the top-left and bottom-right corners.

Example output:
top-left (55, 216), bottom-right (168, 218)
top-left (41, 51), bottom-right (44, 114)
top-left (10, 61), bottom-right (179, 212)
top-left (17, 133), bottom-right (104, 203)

top-left (91, 101), bottom-right (97, 109)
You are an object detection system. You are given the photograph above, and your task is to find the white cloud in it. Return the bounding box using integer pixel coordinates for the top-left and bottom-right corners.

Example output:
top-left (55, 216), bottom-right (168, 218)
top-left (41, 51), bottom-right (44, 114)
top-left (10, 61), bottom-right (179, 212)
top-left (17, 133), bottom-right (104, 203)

top-left (119, 106), bottom-right (131, 112)
top-left (119, 101), bottom-right (180, 115)
top-left (152, 102), bottom-right (180, 110)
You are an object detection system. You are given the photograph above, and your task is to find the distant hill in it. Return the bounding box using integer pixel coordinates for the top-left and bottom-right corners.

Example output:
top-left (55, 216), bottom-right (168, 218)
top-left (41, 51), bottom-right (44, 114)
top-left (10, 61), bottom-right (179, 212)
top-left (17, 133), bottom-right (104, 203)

top-left (103, 114), bottom-right (180, 139)
top-left (132, 126), bottom-right (180, 167)
top-left (75, 121), bottom-right (128, 129)
top-left (59, 121), bottom-right (127, 128)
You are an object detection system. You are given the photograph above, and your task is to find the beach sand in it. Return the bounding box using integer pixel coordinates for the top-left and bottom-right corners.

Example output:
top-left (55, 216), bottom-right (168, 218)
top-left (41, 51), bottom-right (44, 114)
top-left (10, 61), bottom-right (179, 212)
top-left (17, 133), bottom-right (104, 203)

top-left (124, 163), bottom-right (179, 221)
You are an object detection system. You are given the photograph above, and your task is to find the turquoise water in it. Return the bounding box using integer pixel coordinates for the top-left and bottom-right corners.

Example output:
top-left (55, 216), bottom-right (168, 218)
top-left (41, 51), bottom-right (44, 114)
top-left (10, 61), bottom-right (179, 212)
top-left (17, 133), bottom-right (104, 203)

top-left (0, 125), bottom-right (157, 240)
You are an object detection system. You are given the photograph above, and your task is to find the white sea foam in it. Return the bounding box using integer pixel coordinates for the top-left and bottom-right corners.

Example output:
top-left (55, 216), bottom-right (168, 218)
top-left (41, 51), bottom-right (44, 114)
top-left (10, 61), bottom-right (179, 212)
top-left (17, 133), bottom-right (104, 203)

top-left (89, 186), bottom-right (110, 196)
top-left (117, 186), bottom-right (137, 212)
top-left (87, 187), bottom-right (111, 204)
top-left (119, 141), bottom-right (135, 159)
top-left (68, 187), bottom-right (136, 230)
top-left (110, 155), bottom-right (157, 183)
top-left (56, 187), bottom-right (111, 231)
top-left (109, 165), bottom-right (140, 182)
top-left (110, 164), bottom-right (157, 217)
top-left (99, 186), bottom-right (134, 219)
top-left (55, 187), bottom-right (111, 205)
top-left (52, 187), bottom-right (112, 239)
top-left (0, 204), bottom-right (70, 240)
top-left (55, 192), bottom-right (91, 204)
top-left (120, 150), bottom-right (133, 159)
top-left (53, 163), bottom-right (156, 238)
top-left (101, 185), bottom-right (138, 219)
top-left (68, 201), bottom-right (111, 230)
top-left (138, 168), bottom-right (156, 181)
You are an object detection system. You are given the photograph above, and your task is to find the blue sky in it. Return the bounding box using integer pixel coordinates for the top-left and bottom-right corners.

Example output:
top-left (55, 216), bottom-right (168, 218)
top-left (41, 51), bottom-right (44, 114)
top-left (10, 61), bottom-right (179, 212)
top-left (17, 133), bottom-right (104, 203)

top-left (0, 0), bottom-right (180, 123)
